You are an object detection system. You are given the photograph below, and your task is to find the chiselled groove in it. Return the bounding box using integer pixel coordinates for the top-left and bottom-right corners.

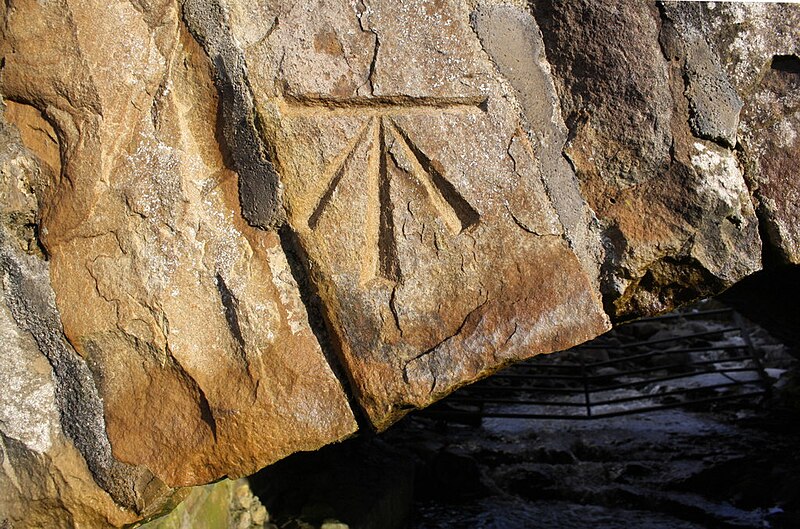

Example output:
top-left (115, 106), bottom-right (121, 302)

top-left (387, 119), bottom-right (480, 234)
top-left (308, 119), bottom-right (373, 229)
top-left (362, 118), bottom-right (382, 283)
top-left (280, 95), bottom-right (488, 117)
top-left (305, 114), bottom-right (480, 283)
top-left (377, 119), bottom-right (401, 283)
top-left (296, 94), bottom-right (482, 284)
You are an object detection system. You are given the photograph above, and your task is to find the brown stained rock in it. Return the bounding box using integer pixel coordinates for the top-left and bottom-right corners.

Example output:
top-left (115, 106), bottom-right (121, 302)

top-left (240, 0), bottom-right (609, 428)
top-left (2, 0), bottom-right (800, 526)
top-left (0, 113), bottom-right (163, 525)
top-left (744, 57), bottom-right (800, 264)
top-left (0, 0), bottom-right (356, 493)
top-left (533, 0), bottom-right (762, 320)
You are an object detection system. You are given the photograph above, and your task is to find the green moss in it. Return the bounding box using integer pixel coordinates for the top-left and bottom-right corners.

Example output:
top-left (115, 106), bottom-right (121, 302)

top-left (135, 480), bottom-right (234, 529)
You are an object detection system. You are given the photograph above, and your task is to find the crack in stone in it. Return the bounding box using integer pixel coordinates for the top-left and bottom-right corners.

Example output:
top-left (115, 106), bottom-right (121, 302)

top-left (404, 296), bottom-right (489, 369)
top-left (366, 28), bottom-right (380, 96)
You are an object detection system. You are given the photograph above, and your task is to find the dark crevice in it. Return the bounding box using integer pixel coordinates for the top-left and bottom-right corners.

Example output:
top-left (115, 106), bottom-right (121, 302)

top-left (366, 29), bottom-right (380, 95)
top-left (214, 273), bottom-right (246, 352)
top-left (27, 221), bottom-right (49, 260)
top-left (277, 226), bottom-right (373, 432)
top-left (771, 54), bottom-right (800, 75)
top-left (754, 197), bottom-right (789, 269)
top-left (378, 120), bottom-right (401, 283)
top-left (195, 382), bottom-right (218, 441)
top-left (388, 285), bottom-right (402, 336)
top-left (356, 0), bottom-right (380, 95)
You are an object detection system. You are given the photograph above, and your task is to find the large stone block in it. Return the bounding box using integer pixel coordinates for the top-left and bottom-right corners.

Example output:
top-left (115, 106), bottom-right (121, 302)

top-left (225, 0), bottom-right (609, 427)
top-left (1, 0), bottom-right (798, 526)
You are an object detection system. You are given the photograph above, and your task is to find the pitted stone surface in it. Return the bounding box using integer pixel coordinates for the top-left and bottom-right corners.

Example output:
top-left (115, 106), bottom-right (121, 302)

top-left (0, 0), bottom-right (356, 493)
top-left (533, 0), bottom-right (763, 319)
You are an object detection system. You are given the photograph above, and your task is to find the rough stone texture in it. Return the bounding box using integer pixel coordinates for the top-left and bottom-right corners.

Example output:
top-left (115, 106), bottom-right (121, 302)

top-left (0, 283), bottom-right (138, 529)
top-left (531, 0), bottom-right (766, 321)
top-left (743, 55), bottom-right (800, 265)
top-left (0, 0), bottom-right (798, 527)
top-left (233, 0), bottom-right (609, 428)
top-left (662, 1), bottom-right (800, 265)
top-left (0, 0), bottom-right (356, 523)
top-left (472, 3), bottom-right (604, 294)
top-left (0, 110), bottom-right (166, 528)
top-left (138, 478), bottom-right (269, 529)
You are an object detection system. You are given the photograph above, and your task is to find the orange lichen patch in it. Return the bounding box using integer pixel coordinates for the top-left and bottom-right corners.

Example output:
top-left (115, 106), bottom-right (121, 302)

top-left (314, 30), bottom-right (344, 56)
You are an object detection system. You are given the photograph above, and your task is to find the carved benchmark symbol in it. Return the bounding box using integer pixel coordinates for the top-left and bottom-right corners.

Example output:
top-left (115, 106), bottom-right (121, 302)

top-left (282, 95), bottom-right (484, 283)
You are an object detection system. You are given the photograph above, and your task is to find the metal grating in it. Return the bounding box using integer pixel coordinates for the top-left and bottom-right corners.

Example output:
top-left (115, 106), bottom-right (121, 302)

top-left (419, 307), bottom-right (773, 421)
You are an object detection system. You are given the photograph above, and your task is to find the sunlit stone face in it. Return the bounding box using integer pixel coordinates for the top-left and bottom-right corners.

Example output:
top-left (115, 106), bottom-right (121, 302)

top-left (241, 0), bottom-right (609, 428)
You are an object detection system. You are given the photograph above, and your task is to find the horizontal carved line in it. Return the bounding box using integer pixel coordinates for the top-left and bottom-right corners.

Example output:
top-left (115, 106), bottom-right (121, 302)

top-left (279, 94), bottom-right (488, 116)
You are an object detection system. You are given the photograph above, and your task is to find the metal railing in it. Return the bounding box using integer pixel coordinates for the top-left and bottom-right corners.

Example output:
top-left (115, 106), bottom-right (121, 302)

top-left (419, 307), bottom-right (773, 421)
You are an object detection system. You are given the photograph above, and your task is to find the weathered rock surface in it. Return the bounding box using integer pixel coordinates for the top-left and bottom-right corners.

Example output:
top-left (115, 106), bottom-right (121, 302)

top-left (667, 1), bottom-right (800, 266)
top-left (224, 0), bottom-right (609, 429)
top-left (1, 0), bottom-right (356, 525)
top-left (532, 0), bottom-right (765, 320)
top-left (0, 0), bottom-right (797, 527)
top-left (137, 478), bottom-right (270, 529)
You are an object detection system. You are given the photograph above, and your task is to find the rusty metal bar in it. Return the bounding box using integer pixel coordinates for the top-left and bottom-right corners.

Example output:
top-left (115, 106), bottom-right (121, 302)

top-left (733, 311), bottom-right (773, 398)
top-left (422, 391), bottom-right (766, 420)
top-left (579, 327), bottom-right (740, 351)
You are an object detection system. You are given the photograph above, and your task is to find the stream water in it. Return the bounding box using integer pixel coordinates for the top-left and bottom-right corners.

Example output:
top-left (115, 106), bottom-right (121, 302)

top-left (402, 406), bottom-right (798, 529)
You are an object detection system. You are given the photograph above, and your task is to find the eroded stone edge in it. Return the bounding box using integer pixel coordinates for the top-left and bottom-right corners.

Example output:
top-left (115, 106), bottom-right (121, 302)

top-left (0, 234), bottom-right (165, 513)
